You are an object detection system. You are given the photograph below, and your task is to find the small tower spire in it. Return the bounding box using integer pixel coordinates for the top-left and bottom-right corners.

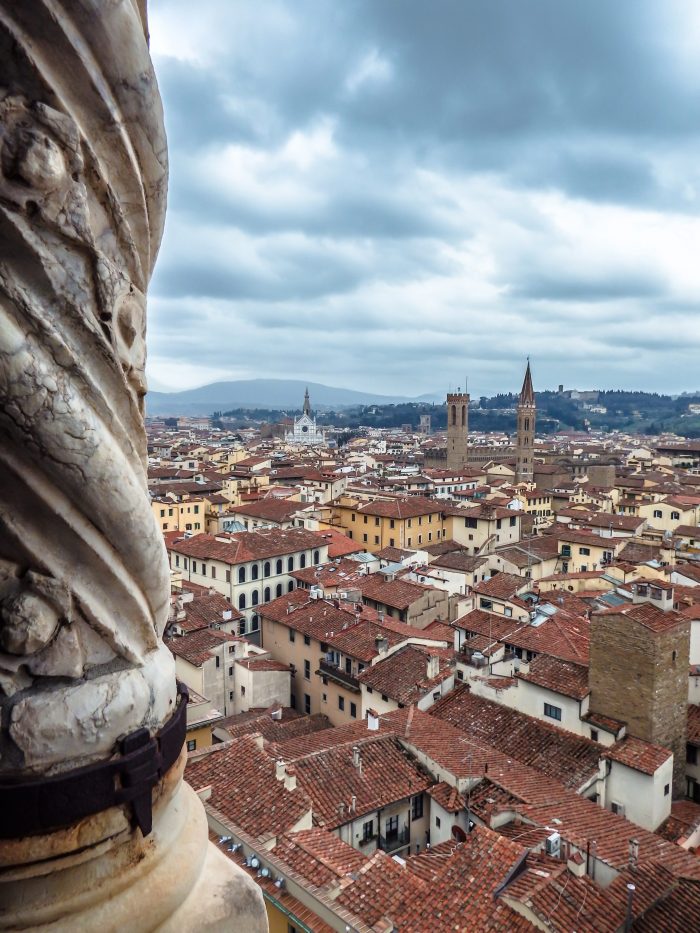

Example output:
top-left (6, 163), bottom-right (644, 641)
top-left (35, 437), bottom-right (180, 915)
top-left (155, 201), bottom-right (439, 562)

top-left (519, 358), bottom-right (535, 406)
top-left (303, 386), bottom-right (311, 417)
top-left (515, 359), bottom-right (536, 484)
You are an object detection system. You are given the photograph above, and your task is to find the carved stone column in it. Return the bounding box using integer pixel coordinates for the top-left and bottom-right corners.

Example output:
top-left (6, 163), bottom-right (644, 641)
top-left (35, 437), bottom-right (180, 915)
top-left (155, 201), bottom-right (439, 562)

top-left (0, 2), bottom-right (266, 928)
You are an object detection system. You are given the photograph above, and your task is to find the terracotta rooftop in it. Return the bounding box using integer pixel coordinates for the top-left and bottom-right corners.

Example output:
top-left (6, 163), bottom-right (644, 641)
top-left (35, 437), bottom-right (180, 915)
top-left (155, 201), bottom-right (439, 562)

top-left (603, 735), bottom-right (672, 775)
top-left (430, 685), bottom-right (602, 791)
top-left (286, 733), bottom-right (432, 828)
top-left (518, 655), bottom-right (590, 700)
top-left (358, 645), bottom-right (453, 705)
top-left (186, 736), bottom-right (312, 840)
top-left (164, 628), bottom-right (241, 667)
top-left (168, 528), bottom-right (325, 564)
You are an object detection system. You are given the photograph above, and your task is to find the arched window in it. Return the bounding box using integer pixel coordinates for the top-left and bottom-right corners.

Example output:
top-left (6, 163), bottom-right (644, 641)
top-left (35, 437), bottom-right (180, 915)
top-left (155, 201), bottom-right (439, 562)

top-left (451, 404), bottom-right (457, 426)
top-left (313, 549), bottom-right (320, 564)
top-left (461, 405), bottom-right (466, 427)
top-left (287, 556), bottom-right (294, 572)
top-left (300, 553), bottom-right (306, 569)
top-left (264, 587), bottom-right (271, 602)
top-left (276, 583), bottom-right (283, 598)
top-left (524, 418), bottom-right (530, 431)
top-left (276, 559), bottom-right (283, 575)
top-left (264, 561), bottom-right (271, 577)
top-left (250, 614), bottom-right (259, 632)
top-left (238, 593), bottom-right (246, 610)
top-left (251, 564), bottom-right (259, 580)
top-left (252, 590), bottom-right (259, 606)
top-left (238, 566), bottom-right (246, 584)
top-left (288, 580), bottom-right (294, 592)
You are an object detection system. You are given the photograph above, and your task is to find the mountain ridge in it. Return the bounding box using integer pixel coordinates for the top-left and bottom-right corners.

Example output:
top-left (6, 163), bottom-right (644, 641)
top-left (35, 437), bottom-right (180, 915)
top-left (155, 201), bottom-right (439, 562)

top-left (145, 379), bottom-right (442, 416)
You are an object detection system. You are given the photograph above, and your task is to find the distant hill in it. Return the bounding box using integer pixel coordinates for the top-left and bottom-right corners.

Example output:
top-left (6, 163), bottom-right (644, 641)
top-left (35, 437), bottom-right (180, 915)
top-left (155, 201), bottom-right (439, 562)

top-left (145, 379), bottom-right (425, 416)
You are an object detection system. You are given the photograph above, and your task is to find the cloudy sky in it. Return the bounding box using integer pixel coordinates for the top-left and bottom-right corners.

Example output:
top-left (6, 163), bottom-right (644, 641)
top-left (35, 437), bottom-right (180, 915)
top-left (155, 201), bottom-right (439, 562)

top-left (147, 0), bottom-right (700, 398)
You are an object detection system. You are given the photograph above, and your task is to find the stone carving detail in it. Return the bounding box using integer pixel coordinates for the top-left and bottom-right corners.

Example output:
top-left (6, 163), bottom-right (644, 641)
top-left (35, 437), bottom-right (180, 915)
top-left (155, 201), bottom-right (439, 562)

top-left (0, 0), bottom-right (174, 774)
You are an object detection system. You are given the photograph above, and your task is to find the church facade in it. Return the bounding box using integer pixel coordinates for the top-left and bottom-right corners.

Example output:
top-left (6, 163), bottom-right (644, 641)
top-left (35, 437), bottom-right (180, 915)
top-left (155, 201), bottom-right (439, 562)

top-left (285, 388), bottom-right (326, 446)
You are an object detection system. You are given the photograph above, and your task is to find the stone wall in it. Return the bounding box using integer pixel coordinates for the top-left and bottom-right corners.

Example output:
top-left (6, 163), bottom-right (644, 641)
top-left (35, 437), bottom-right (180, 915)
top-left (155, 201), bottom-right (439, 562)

top-left (589, 611), bottom-right (689, 795)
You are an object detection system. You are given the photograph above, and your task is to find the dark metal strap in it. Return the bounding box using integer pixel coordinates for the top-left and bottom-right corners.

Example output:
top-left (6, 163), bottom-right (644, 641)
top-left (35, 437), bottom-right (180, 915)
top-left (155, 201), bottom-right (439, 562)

top-left (0, 682), bottom-right (189, 839)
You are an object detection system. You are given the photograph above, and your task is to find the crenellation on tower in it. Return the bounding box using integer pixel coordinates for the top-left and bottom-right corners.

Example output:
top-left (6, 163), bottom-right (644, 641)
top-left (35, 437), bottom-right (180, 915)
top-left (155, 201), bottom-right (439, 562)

top-left (446, 389), bottom-right (469, 470)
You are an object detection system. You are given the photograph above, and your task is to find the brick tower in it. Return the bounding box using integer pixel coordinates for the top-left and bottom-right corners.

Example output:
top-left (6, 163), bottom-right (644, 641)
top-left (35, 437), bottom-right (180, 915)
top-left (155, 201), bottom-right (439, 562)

top-left (446, 389), bottom-right (469, 470)
top-left (589, 584), bottom-right (689, 796)
top-left (515, 360), bottom-right (536, 483)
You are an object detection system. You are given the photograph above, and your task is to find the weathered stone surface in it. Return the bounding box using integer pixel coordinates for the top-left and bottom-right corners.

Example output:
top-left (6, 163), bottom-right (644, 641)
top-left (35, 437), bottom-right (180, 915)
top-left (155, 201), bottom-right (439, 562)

top-left (0, 0), bottom-right (171, 774)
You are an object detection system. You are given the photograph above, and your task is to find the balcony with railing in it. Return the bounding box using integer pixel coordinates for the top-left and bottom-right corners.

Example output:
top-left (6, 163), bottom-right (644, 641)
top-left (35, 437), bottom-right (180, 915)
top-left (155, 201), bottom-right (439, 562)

top-left (378, 827), bottom-right (410, 853)
top-left (318, 658), bottom-right (360, 692)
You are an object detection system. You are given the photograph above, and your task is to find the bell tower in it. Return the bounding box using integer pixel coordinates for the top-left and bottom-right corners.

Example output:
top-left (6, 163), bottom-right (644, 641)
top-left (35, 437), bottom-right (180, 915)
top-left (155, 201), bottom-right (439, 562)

top-left (515, 360), bottom-right (536, 483)
top-left (446, 389), bottom-right (469, 470)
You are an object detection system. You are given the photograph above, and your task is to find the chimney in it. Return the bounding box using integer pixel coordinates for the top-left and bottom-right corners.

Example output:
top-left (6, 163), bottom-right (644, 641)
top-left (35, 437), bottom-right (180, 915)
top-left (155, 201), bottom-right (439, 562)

top-left (375, 634), bottom-right (388, 654)
top-left (284, 765), bottom-right (297, 792)
top-left (628, 838), bottom-right (639, 870)
top-left (351, 794), bottom-right (357, 813)
top-left (427, 654), bottom-right (439, 679)
top-left (275, 759), bottom-right (286, 782)
top-left (352, 746), bottom-right (361, 768)
top-left (367, 709), bottom-right (379, 731)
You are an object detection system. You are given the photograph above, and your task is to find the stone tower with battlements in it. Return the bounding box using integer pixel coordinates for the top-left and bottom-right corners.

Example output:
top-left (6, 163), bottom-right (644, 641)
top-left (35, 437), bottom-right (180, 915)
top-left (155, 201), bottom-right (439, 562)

top-left (446, 389), bottom-right (470, 471)
top-left (515, 361), bottom-right (536, 483)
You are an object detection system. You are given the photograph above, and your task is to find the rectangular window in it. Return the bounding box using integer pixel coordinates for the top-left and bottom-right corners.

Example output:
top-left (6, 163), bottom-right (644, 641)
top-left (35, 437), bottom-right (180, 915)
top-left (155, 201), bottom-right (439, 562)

top-left (390, 519), bottom-right (395, 529)
top-left (215, 656), bottom-right (220, 668)
top-left (375, 535), bottom-right (380, 544)
top-left (194, 505), bottom-right (199, 514)
top-left (687, 743), bottom-right (698, 765)
top-left (363, 534), bottom-right (368, 543)
top-left (192, 561), bottom-right (197, 573)
top-left (544, 702), bottom-right (562, 721)
top-left (338, 696), bottom-right (345, 711)
top-left (211, 566), bottom-right (216, 579)
top-left (510, 516), bottom-right (516, 526)
top-left (352, 513), bottom-right (356, 522)
top-left (304, 634), bottom-right (311, 646)
top-left (289, 630), bottom-right (295, 642)
top-left (304, 659), bottom-right (310, 680)
top-left (228, 666), bottom-right (233, 676)
top-left (480, 598), bottom-right (493, 610)
top-left (590, 729), bottom-right (599, 743)
top-left (186, 739), bottom-right (196, 751)
top-left (362, 820), bottom-right (374, 841)
top-left (226, 570), bottom-right (231, 583)
top-left (375, 517), bottom-right (380, 527)
top-left (350, 702), bottom-right (357, 718)
top-left (435, 816), bottom-right (441, 828)
top-left (304, 693), bottom-right (311, 715)
top-left (579, 547), bottom-right (590, 556)
top-left (411, 794), bottom-right (423, 819)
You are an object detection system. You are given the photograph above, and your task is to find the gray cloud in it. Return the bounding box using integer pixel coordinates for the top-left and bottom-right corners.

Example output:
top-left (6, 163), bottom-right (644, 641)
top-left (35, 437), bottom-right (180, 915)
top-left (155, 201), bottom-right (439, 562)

top-left (146, 0), bottom-right (700, 396)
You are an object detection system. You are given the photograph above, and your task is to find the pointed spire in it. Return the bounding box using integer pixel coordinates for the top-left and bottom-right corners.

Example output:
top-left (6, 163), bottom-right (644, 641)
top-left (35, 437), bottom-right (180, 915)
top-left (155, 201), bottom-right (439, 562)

top-left (519, 359), bottom-right (535, 406)
top-left (303, 386), bottom-right (311, 416)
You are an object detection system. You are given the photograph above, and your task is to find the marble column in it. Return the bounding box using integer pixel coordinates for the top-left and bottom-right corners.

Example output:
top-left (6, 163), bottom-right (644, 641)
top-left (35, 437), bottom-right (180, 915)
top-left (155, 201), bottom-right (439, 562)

top-left (0, 2), bottom-right (265, 928)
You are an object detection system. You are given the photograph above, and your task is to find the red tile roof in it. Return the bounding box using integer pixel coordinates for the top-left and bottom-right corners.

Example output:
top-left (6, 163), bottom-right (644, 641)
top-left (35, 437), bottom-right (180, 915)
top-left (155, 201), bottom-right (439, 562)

top-left (168, 528), bottom-right (324, 564)
top-left (518, 655), bottom-right (590, 700)
top-left (603, 735), bottom-right (672, 775)
top-left (358, 645), bottom-right (453, 705)
top-left (165, 628), bottom-right (241, 666)
top-left (186, 736), bottom-right (312, 840)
